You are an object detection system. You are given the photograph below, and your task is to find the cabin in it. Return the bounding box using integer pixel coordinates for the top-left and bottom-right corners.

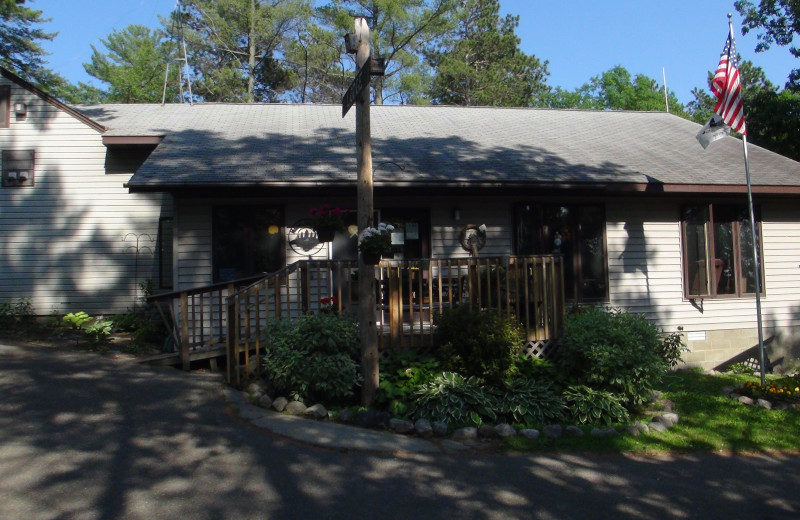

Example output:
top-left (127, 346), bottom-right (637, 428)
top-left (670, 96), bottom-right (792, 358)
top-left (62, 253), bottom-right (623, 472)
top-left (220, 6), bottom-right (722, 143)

top-left (3, 66), bottom-right (800, 373)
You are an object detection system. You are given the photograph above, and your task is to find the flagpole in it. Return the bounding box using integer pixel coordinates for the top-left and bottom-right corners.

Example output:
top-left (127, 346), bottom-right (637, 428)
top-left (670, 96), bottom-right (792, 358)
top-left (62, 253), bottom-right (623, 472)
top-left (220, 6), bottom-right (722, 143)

top-left (728, 12), bottom-right (767, 386)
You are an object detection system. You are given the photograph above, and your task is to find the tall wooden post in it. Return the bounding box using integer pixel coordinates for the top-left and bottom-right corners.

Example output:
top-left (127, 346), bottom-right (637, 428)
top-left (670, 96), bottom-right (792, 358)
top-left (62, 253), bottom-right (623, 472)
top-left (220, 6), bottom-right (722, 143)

top-left (354, 18), bottom-right (379, 406)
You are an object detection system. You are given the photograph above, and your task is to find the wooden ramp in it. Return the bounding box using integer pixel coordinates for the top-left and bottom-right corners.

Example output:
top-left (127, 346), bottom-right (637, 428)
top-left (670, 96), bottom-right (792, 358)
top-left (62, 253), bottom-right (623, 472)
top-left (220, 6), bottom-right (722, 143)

top-left (138, 344), bottom-right (226, 367)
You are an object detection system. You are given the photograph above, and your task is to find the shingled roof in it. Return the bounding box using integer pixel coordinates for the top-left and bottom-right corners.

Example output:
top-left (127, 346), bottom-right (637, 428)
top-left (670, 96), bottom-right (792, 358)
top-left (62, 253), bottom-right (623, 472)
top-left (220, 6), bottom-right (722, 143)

top-left (73, 103), bottom-right (800, 193)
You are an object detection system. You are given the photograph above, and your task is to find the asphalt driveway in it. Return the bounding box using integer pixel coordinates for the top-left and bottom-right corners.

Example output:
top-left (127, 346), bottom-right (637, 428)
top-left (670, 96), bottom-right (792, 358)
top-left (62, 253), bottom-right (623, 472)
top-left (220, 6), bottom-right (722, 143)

top-left (1, 339), bottom-right (799, 520)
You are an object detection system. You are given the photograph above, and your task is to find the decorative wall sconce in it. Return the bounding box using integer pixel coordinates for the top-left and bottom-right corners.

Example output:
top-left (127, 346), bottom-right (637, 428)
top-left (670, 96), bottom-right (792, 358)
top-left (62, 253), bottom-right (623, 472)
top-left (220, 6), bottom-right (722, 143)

top-left (14, 102), bottom-right (27, 117)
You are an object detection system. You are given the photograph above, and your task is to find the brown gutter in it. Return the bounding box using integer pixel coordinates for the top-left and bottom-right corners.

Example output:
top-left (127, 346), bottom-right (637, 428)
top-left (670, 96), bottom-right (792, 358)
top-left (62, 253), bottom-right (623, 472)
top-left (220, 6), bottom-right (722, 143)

top-left (103, 135), bottom-right (164, 145)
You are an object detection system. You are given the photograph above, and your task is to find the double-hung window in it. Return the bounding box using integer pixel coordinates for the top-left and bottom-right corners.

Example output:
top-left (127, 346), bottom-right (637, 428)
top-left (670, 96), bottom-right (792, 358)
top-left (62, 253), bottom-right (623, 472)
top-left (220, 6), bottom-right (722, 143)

top-left (682, 203), bottom-right (763, 298)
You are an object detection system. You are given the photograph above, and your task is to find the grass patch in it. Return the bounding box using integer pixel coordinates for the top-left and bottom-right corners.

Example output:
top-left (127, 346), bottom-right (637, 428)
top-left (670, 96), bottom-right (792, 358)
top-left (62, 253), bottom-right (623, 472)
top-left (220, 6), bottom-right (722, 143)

top-left (505, 369), bottom-right (800, 455)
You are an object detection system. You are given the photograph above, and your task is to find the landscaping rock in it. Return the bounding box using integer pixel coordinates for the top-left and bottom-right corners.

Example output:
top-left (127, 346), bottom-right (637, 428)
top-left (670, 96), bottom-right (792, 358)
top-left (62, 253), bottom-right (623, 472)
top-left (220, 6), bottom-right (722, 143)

top-left (336, 409), bottom-right (355, 423)
top-left (737, 395), bottom-right (754, 406)
top-left (272, 396), bottom-right (288, 412)
top-left (623, 425), bottom-right (641, 436)
top-left (390, 418), bottom-right (415, 434)
top-left (543, 425), bottom-right (563, 439)
top-left (756, 398), bottom-right (772, 410)
top-left (432, 421), bottom-right (449, 437)
top-left (452, 426), bottom-right (478, 441)
top-left (722, 386), bottom-right (737, 397)
top-left (659, 399), bottom-right (675, 412)
top-left (565, 425), bottom-right (584, 437)
top-left (634, 421), bottom-right (650, 434)
top-left (651, 390), bottom-right (663, 400)
top-left (285, 401), bottom-right (307, 416)
top-left (495, 423), bottom-right (516, 438)
top-left (257, 394), bottom-right (273, 409)
top-left (355, 410), bottom-right (391, 429)
top-left (304, 403), bottom-right (328, 420)
top-left (652, 412), bottom-right (679, 428)
top-left (590, 427), bottom-right (619, 437)
top-left (648, 421), bottom-right (668, 433)
top-left (774, 402), bottom-right (790, 411)
top-left (247, 382), bottom-right (263, 395)
top-left (521, 428), bottom-right (540, 439)
top-left (414, 419), bottom-right (433, 438)
top-left (478, 425), bottom-right (499, 438)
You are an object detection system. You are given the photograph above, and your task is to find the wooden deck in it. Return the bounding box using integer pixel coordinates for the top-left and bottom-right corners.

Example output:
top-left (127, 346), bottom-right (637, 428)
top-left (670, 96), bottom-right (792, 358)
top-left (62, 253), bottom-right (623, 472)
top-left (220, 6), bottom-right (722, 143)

top-left (144, 256), bottom-right (565, 383)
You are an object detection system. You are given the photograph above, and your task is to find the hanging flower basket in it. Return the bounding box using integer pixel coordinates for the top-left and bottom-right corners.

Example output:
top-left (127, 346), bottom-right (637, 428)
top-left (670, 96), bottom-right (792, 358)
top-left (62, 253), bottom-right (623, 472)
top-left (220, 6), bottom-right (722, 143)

top-left (361, 250), bottom-right (382, 265)
top-left (315, 226), bottom-right (337, 242)
top-left (309, 204), bottom-right (349, 242)
top-left (359, 223), bottom-right (394, 264)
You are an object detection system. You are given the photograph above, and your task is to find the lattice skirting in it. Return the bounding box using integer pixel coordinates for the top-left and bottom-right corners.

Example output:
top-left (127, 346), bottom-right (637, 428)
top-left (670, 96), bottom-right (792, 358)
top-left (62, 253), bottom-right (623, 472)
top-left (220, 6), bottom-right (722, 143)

top-left (521, 339), bottom-right (559, 361)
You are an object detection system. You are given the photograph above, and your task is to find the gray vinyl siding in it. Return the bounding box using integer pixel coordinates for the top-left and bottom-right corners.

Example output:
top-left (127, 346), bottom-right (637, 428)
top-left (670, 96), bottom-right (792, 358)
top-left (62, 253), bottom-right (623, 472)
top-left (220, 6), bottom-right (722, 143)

top-left (0, 77), bottom-right (169, 315)
top-left (606, 197), bottom-right (800, 338)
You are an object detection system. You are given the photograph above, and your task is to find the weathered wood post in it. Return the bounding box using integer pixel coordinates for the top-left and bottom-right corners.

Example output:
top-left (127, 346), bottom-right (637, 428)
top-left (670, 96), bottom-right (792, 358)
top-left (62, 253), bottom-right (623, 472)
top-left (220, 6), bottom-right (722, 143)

top-left (344, 18), bottom-right (379, 406)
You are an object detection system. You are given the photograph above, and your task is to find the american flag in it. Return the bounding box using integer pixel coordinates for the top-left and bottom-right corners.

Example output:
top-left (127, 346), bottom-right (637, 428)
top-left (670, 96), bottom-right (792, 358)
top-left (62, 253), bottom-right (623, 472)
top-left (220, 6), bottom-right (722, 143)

top-left (711, 25), bottom-right (746, 135)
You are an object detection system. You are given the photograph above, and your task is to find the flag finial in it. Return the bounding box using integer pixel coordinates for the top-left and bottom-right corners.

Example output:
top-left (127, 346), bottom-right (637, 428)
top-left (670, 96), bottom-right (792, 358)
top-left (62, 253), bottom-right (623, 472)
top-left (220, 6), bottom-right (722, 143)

top-left (728, 12), bottom-right (733, 21)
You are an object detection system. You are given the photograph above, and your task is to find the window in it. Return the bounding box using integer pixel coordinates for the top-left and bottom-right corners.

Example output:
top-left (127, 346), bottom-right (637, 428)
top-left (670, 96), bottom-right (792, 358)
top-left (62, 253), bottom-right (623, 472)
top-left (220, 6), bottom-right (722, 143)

top-left (0, 85), bottom-right (9, 128)
top-left (2, 150), bottom-right (34, 187)
top-left (379, 209), bottom-right (431, 260)
top-left (681, 203), bottom-right (763, 298)
top-left (158, 217), bottom-right (174, 290)
top-left (213, 205), bottom-right (283, 282)
top-left (515, 203), bottom-right (608, 302)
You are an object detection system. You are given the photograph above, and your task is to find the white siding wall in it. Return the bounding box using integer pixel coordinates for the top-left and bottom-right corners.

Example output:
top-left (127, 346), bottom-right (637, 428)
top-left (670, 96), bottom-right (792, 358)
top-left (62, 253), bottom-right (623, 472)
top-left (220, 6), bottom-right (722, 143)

top-left (0, 78), bottom-right (169, 315)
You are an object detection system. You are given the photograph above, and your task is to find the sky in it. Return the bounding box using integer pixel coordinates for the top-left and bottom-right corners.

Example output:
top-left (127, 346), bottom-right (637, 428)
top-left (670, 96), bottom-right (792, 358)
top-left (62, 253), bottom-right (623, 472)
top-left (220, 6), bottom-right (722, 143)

top-left (31, 0), bottom-right (798, 105)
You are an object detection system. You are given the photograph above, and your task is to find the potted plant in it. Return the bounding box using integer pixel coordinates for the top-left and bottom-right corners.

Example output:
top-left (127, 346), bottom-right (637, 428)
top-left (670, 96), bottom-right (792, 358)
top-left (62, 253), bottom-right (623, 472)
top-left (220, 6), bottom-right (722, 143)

top-left (359, 223), bottom-right (394, 264)
top-left (309, 204), bottom-right (348, 242)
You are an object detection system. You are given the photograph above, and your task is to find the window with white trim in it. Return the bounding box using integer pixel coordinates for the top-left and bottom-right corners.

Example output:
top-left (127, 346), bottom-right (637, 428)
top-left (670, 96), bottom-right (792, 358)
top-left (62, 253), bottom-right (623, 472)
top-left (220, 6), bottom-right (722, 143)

top-left (2, 150), bottom-right (35, 187)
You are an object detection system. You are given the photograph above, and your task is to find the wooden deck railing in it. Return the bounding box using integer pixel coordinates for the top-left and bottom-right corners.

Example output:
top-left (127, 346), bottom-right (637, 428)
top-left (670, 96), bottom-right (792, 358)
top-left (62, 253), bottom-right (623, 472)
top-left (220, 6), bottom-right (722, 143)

top-left (226, 255), bottom-right (564, 385)
top-left (146, 273), bottom-right (266, 370)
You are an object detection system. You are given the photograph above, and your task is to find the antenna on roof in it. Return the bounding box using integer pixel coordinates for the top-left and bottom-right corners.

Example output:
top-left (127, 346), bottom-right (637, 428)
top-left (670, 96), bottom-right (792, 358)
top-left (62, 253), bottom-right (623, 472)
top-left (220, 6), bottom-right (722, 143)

top-left (162, 0), bottom-right (193, 105)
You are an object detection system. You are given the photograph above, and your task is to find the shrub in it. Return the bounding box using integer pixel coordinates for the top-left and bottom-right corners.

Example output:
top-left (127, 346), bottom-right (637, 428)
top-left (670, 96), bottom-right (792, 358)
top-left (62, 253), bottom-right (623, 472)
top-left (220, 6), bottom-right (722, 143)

top-left (495, 378), bottom-right (566, 426)
top-left (660, 330), bottom-right (688, 368)
top-left (435, 304), bottom-right (523, 385)
top-left (0, 297), bottom-right (35, 331)
top-left (563, 385), bottom-right (630, 425)
top-left (507, 354), bottom-right (567, 389)
top-left (557, 306), bottom-right (667, 407)
top-left (410, 371), bottom-right (496, 426)
top-left (262, 312), bottom-right (361, 405)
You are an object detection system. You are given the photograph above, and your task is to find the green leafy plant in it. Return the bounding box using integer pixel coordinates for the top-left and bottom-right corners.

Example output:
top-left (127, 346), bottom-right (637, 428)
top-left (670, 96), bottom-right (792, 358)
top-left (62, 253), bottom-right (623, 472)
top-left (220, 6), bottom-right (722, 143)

top-left (411, 371), bottom-right (496, 426)
top-left (62, 311), bottom-right (93, 330)
top-left (557, 306), bottom-right (668, 407)
top-left (375, 351), bottom-right (441, 417)
top-left (435, 304), bottom-right (523, 385)
top-left (495, 378), bottom-right (566, 426)
top-left (660, 330), bottom-right (688, 368)
top-left (62, 311), bottom-right (114, 347)
top-left (508, 354), bottom-right (567, 388)
top-left (0, 297), bottom-right (35, 332)
top-left (563, 385), bottom-right (630, 425)
top-left (726, 362), bottom-right (756, 375)
top-left (262, 312), bottom-right (361, 404)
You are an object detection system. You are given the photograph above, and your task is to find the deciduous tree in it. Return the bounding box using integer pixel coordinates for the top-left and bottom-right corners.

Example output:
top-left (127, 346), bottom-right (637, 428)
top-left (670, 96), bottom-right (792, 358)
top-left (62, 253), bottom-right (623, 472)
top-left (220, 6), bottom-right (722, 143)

top-left (735, 0), bottom-right (800, 90)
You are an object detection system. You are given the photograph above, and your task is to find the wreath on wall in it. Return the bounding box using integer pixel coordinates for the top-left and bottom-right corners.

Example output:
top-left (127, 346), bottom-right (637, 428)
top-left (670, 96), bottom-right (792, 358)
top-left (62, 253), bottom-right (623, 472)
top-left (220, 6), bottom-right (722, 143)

top-left (459, 224), bottom-right (487, 253)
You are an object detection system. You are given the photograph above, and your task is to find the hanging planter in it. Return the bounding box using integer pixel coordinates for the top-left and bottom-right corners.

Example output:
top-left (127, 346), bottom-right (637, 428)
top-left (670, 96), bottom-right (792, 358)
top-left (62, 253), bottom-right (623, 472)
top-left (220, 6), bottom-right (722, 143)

top-left (359, 223), bottom-right (394, 265)
top-left (308, 204), bottom-right (348, 243)
top-left (361, 250), bottom-right (382, 265)
top-left (315, 226), bottom-right (337, 242)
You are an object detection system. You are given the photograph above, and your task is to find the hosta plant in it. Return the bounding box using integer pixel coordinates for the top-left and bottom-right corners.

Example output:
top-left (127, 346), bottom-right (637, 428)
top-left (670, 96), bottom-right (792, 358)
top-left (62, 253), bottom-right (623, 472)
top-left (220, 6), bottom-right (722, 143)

top-left (562, 385), bottom-right (630, 425)
top-left (411, 371), bottom-right (496, 426)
